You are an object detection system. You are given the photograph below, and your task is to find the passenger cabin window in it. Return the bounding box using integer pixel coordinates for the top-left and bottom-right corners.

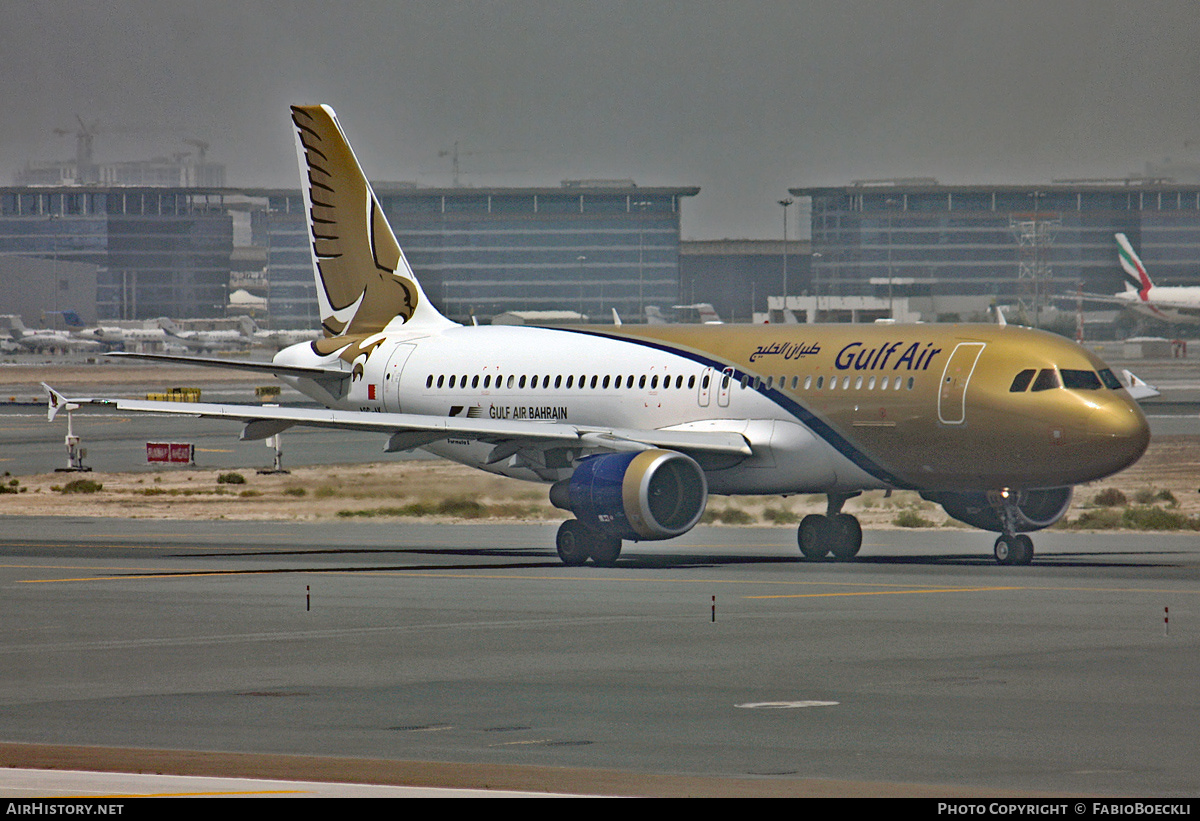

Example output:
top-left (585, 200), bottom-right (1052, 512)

top-left (1010, 369), bottom-right (1036, 392)
top-left (1031, 369), bottom-right (1060, 392)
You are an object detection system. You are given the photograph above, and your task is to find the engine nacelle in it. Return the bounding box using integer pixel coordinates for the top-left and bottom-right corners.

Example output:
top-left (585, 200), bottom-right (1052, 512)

top-left (551, 449), bottom-right (707, 541)
top-left (923, 487), bottom-right (1073, 533)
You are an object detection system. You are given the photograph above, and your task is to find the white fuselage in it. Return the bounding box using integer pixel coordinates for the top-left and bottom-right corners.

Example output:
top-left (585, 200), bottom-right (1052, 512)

top-left (273, 324), bottom-right (871, 496)
top-left (1121, 286), bottom-right (1200, 324)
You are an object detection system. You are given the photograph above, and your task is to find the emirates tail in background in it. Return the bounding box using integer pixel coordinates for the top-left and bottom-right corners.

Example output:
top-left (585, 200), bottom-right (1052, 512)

top-left (1116, 232), bottom-right (1155, 297)
top-left (1103, 232), bottom-right (1200, 323)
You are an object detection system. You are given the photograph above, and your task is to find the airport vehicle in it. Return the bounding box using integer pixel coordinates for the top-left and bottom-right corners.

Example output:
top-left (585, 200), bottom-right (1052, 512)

top-left (1082, 233), bottom-right (1200, 324)
top-left (45, 105), bottom-right (1151, 566)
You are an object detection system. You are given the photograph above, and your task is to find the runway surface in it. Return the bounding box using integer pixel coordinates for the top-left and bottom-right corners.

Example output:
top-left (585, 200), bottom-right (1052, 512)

top-left (1, 518), bottom-right (1197, 796)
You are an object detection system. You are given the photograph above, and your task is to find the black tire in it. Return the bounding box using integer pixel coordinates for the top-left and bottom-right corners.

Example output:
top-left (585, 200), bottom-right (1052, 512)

top-left (556, 520), bottom-right (591, 566)
top-left (829, 513), bottom-right (862, 560)
top-left (589, 534), bottom-right (622, 567)
top-left (798, 514), bottom-right (830, 560)
top-left (1010, 534), bottom-right (1034, 565)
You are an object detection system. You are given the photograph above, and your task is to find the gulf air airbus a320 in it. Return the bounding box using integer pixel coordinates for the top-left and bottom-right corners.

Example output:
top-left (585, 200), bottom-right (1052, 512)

top-left (45, 105), bottom-right (1152, 567)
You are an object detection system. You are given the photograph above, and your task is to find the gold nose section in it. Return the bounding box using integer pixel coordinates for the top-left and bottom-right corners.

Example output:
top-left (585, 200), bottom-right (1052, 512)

top-left (1087, 398), bottom-right (1151, 473)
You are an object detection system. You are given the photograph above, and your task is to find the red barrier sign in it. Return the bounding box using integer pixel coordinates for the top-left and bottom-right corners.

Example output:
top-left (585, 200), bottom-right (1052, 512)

top-left (146, 443), bottom-right (194, 464)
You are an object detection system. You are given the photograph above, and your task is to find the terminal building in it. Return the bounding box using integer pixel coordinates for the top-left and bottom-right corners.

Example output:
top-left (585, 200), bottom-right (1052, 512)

top-left (261, 183), bottom-right (697, 327)
top-left (1, 182), bottom-right (697, 328)
top-left (0, 187), bottom-right (233, 322)
top-left (7, 175), bottom-right (1200, 331)
top-left (790, 180), bottom-right (1200, 323)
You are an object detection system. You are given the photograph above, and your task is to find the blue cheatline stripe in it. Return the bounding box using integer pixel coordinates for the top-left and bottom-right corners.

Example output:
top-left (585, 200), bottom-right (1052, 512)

top-left (551, 327), bottom-right (913, 489)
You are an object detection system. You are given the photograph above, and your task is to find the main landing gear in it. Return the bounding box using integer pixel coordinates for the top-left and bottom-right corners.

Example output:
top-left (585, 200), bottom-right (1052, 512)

top-left (797, 492), bottom-right (863, 561)
top-left (556, 520), bottom-right (623, 567)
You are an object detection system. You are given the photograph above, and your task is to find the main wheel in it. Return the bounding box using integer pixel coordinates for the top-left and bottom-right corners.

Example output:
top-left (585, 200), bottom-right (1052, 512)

top-left (829, 513), bottom-right (863, 560)
top-left (1009, 533), bottom-right (1034, 565)
top-left (798, 514), bottom-right (831, 560)
top-left (994, 535), bottom-right (1013, 565)
top-left (589, 534), bottom-right (623, 567)
top-left (556, 520), bottom-right (592, 566)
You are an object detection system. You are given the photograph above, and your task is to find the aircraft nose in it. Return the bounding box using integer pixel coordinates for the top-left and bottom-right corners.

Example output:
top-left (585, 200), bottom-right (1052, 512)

top-left (1087, 399), bottom-right (1151, 472)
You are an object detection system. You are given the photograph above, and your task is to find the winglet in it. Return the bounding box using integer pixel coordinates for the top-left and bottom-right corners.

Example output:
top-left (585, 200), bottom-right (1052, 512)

top-left (1121, 369), bottom-right (1160, 400)
top-left (42, 383), bottom-right (78, 422)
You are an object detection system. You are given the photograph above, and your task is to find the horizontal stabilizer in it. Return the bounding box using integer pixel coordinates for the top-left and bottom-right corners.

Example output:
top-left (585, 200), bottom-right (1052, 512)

top-left (106, 351), bottom-right (347, 387)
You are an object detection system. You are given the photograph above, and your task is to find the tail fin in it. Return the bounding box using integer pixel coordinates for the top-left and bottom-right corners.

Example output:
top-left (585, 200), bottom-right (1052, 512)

top-left (696, 303), bottom-right (722, 324)
top-left (1116, 233), bottom-right (1154, 297)
top-left (290, 105), bottom-right (453, 337)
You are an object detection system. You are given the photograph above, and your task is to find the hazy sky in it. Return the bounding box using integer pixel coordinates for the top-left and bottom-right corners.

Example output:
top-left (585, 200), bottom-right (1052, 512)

top-left (4, 1), bottom-right (1199, 238)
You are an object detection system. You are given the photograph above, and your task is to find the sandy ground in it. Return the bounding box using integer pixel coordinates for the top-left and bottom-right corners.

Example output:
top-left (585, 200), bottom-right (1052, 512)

top-left (1, 435), bottom-right (1196, 529)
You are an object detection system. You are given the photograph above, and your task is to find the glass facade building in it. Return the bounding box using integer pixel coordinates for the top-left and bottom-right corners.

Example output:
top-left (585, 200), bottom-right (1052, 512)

top-left (0, 187), bottom-right (232, 320)
top-left (792, 183), bottom-right (1200, 301)
top-left (265, 185), bottom-right (697, 327)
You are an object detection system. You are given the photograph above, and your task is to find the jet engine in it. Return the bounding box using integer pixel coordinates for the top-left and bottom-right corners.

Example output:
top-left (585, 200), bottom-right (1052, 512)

top-left (550, 449), bottom-right (707, 541)
top-left (923, 487), bottom-right (1073, 533)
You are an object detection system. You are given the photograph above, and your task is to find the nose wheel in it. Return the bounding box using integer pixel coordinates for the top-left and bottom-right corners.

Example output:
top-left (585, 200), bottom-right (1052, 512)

top-left (994, 533), bottom-right (1033, 565)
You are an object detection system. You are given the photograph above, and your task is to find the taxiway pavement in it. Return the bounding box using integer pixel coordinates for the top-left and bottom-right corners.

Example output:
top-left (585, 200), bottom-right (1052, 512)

top-left (0, 518), bottom-right (1197, 796)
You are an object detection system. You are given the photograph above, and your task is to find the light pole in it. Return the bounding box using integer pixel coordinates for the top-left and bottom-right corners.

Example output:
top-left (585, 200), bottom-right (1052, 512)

top-left (778, 198), bottom-right (793, 321)
top-left (885, 198), bottom-right (899, 319)
top-left (811, 251), bottom-right (823, 323)
top-left (634, 200), bottom-right (651, 322)
top-left (576, 255), bottom-right (587, 320)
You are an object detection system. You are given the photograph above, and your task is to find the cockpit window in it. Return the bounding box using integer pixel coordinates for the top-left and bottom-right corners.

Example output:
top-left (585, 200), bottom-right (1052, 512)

top-left (1098, 368), bottom-right (1123, 390)
top-left (1009, 369), bottom-right (1036, 392)
top-left (1030, 368), bottom-right (1061, 392)
top-left (1061, 369), bottom-right (1102, 390)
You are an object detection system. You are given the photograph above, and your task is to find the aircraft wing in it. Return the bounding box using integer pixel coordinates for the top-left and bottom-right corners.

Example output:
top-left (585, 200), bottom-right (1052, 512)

top-left (42, 386), bottom-right (753, 465)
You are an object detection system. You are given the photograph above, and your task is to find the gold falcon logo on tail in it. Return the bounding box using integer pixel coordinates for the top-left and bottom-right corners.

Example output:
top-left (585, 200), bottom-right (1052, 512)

top-left (291, 105), bottom-right (450, 337)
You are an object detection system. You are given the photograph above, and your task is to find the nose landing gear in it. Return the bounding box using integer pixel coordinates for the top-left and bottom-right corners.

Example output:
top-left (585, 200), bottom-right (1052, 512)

top-left (992, 493), bottom-right (1034, 565)
top-left (994, 533), bottom-right (1034, 565)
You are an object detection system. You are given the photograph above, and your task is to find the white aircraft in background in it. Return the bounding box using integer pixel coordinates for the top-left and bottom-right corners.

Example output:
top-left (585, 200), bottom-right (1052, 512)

top-left (45, 105), bottom-right (1151, 567)
top-left (75, 324), bottom-right (169, 348)
top-left (1084, 233), bottom-right (1200, 324)
top-left (0, 315), bottom-right (102, 353)
top-left (643, 306), bottom-right (668, 324)
top-left (251, 327), bottom-right (321, 350)
top-left (156, 316), bottom-right (257, 351)
top-left (673, 303), bottom-right (724, 324)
